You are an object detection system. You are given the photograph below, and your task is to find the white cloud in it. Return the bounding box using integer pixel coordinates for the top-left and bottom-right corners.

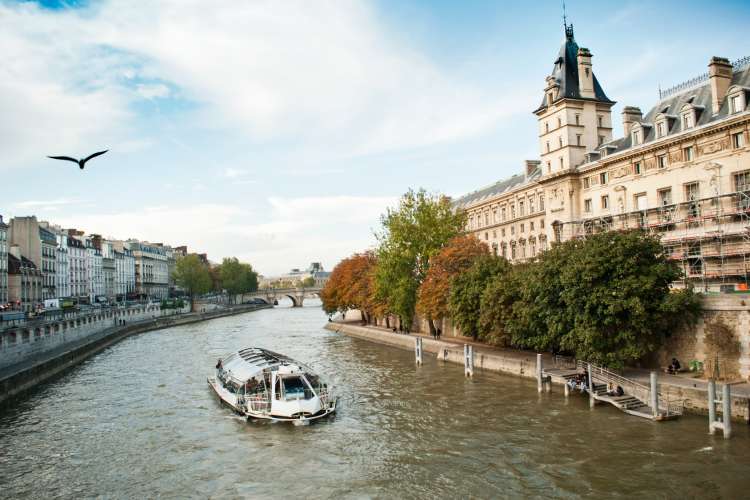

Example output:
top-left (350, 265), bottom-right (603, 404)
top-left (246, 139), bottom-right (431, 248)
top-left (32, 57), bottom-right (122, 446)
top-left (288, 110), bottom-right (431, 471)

top-left (14, 198), bottom-right (85, 211)
top-left (223, 167), bottom-right (249, 179)
top-left (0, 0), bottom-right (518, 171)
top-left (46, 195), bottom-right (393, 275)
top-left (135, 83), bottom-right (170, 99)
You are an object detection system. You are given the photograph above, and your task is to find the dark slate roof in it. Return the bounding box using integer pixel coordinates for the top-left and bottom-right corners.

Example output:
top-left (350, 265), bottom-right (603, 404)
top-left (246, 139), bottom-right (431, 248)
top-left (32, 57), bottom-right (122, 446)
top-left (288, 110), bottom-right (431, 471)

top-left (8, 254), bottom-right (38, 274)
top-left (534, 26), bottom-right (614, 113)
top-left (598, 63), bottom-right (750, 157)
top-left (454, 167), bottom-right (542, 209)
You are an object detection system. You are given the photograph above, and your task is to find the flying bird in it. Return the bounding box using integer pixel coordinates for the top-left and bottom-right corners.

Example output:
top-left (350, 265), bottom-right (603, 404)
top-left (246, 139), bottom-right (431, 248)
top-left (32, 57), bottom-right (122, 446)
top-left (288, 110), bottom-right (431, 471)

top-left (47, 150), bottom-right (108, 170)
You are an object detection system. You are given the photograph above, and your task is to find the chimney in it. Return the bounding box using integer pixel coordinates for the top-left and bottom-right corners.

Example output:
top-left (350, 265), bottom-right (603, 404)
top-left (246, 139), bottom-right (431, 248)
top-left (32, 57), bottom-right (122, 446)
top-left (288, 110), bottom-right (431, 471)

top-left (621, 106), bottom-right (643, 136)
top-left (708, 56), bottom-right (733, 115)
top-left (577, 48), bottom-right (595, 99)
top-left (524, 160), bottom-right (541, 180)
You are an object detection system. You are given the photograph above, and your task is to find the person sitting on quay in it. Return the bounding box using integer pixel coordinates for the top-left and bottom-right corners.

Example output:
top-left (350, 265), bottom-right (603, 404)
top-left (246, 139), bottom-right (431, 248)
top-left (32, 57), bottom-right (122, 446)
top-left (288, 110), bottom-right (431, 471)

top-left (665, 357), bottom-right (682, 375)
top-left (607, 383), bottom-right (624, 397)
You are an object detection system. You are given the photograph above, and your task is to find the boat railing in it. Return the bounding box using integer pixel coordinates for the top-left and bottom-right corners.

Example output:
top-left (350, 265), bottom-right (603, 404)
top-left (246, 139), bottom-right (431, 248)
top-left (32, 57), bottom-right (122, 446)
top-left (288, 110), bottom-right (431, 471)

top-left (246, 391), bottom-right (271, 413)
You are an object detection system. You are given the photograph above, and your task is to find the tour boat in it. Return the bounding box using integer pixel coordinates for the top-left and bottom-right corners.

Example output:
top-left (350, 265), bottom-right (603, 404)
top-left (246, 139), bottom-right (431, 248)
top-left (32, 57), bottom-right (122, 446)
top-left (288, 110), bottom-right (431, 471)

top-left (207, 347), bottom-right (337, 425)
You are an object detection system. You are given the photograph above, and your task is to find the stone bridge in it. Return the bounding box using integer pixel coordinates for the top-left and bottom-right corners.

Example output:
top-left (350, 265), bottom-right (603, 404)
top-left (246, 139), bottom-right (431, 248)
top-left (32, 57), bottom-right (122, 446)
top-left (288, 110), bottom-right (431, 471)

top-left (245, 287), bottom-right (322, 308)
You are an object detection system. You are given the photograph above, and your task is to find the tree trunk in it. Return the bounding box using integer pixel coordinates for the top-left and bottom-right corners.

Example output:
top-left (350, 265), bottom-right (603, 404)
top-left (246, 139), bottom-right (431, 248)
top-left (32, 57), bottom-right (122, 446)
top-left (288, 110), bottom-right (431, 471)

top-left (428, 317), bottom-right (436, 337)
top-left (385, 316), bottom-right (390, 329)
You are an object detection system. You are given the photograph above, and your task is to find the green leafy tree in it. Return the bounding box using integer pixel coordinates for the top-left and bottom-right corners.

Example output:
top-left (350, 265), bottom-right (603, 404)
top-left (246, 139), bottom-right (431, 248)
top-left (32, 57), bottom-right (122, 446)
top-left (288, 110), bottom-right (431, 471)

top-left (479, 230), bottom-right (701, 367)
top-left (448, 254), bottom-right (510, 341)
top-left (219, 258), bottom-right (259, 303)
top-left (374, 189), bottom-right (465, 331)
top-left (301, 276), bottom-right (316, 288)
top-left (172, 254), bottom-right (212, 311)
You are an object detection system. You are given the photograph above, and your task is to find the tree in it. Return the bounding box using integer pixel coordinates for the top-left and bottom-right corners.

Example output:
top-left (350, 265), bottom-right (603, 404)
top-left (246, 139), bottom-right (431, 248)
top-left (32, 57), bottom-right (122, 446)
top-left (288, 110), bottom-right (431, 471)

top-left (478, 230), bottom-right (701, 367)
top-left (448, 254), bottom-right (510, 341)
top-left (301, 276), bottom-right (316, 288)
top-left (172, 254), bottom-right (212, 311)
top-left (374, 189), bottom-right (465, 331)
top-left (320, 252), bottom-right (381, 324)
top-left (417, 235), bottom-right (489, 324)
top-left (218, 258), bottom-right (259, 303)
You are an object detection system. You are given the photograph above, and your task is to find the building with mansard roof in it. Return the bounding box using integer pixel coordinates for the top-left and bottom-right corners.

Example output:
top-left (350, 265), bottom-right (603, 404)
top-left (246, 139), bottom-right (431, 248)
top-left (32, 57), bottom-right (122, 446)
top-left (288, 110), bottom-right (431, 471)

top-left (455, 25), bottom-right (750, 291)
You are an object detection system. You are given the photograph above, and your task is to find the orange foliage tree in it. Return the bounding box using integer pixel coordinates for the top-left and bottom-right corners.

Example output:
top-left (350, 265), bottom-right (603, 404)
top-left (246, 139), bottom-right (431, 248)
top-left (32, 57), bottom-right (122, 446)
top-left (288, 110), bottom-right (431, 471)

top-left (416, 235), bottom-right (489, 329)
top-left (320, 252), bottom-right (385, 324)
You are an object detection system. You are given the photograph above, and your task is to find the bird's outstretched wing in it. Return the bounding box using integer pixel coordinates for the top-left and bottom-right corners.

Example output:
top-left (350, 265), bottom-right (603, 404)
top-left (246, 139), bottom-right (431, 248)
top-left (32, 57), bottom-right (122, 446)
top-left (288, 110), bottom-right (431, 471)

top-left (47, 155), bottom-right (79, 163)
top-left (81, 150), bottom-right (108, 164)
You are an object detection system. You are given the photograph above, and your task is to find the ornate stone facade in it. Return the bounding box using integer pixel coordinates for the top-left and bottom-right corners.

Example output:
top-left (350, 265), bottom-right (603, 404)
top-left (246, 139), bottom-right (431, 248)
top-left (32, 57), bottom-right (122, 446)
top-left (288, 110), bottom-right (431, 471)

top-left (455, 27), bottom-right (750, 292)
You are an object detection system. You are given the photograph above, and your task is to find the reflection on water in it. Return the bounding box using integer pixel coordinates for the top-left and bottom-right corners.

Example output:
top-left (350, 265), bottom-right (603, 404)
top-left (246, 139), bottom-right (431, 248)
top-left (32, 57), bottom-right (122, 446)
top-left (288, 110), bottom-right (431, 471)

top-left (1, 299), bottom-right (748, 498)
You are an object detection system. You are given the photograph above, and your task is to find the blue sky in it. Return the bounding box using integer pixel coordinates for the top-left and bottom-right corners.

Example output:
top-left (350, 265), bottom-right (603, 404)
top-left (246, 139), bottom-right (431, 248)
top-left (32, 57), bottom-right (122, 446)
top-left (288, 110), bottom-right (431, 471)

top-left (1, 0), bottom-right (748, 275)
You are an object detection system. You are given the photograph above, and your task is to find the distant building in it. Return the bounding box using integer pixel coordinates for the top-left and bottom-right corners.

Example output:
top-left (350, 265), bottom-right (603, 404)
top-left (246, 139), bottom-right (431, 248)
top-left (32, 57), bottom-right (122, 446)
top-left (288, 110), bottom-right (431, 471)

top-left (8, 216), bottom-right (58, 301)
top-left (8, 246), bottom-right (42, 312)
top-left (128, 240), bottom-right (169, 299)
top-left (259, 262), bottom-right (328, 288)
top-left (0, 215), bottom-right (8, 308)
top-left (67, 232), bottom-right (88, 301)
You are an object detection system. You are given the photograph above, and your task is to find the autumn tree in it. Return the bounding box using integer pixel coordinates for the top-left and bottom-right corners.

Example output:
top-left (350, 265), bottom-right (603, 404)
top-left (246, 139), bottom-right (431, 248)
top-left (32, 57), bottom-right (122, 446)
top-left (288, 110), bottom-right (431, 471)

top-left (321, 252), bottom-right (381, 324)
top-left (375, 189), bottom-right (465, 331)
top-left (417, 235), bottom-right (489, 327)
top-left (172, 254), bottom-right (212, 312)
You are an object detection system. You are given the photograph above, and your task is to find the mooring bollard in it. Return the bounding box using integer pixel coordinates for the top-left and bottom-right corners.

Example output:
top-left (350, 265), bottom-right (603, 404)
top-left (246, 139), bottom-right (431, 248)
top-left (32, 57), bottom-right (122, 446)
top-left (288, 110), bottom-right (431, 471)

top-left (536, 354), bottom-right (543, 393)
top-left (464, 344), bottom-right (474, 377)
top-left (415, 337), bottom-right (423, 365)
top-left (722, 383), bottom-right (732, 439)
top-left (650, 372), bottom-right (659, 418)
top-left (708, 379), bottom-right (717, 435)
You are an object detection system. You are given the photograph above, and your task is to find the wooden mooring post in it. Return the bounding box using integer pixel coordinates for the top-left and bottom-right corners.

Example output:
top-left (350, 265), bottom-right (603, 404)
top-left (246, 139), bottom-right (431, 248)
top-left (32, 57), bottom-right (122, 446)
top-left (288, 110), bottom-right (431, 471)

top-left (464, 344), bottom-right (474, 377)
top-left (650, 372), bottom-right (659, 419)
top-left (414, 337), bottom-right (423, 365)
top-left (535, 354), bottom-right (551, 393)
top-left (708, 380), bottom-right (732, 438)
top-left (587, 363), bottom-right (595, 408)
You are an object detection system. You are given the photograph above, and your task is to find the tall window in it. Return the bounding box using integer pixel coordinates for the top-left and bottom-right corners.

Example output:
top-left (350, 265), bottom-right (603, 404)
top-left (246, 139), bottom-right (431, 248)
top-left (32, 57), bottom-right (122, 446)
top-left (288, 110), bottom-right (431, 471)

top-left (657, 155), bottom-right (667, 169)
top-left (730, 95), bottom-right (742, 114)
top-left (656, 121), bottom-right (666, 138)
top-left (598, 135), bottom-right (604, 146)
top-left (584, 199), bottom-right (592, 212)
top-left (575, 114), bottom-right (580, 125)
top-left (733, 132), bottom-right (745, 149)
top-left (685, 182), bottom-right (700, 218)
top-left (599, 172), bottom-right (608, 185)
top-left (529, 197), bottom-right (535, 213)
top-left (682, 113), bottom-right (693, 129)
top-left (632, 130), bottom-right (640, 145)
top-left (501, 207), bottom-right (506, 221)
top-left (597, 115), bottom-right (603, 127)
top-left (601, 195), bottom-right (609, 210)
top-left (576, 134), bottom-right (582, 146)
top-left (539, 194), bottom-right (545, 211)
top-left (658, 188), bottom-right (672, 206)
top-left (545, 122), bottom-right (550, 133)
top-left (519, 201), bottom-right (525, 216)
top-left (510, 204), bottom-right (516, 219)
top-left (559, 157), bottom-right (564, 169)
top-left (734, 171), bottom-right (750, 192)
top-left (583, 177), bottom-right (590, 189)
top-left (683, 146), bottom-right (694, 162)
top-left (546, 141), bottom-right (550, 153)
top-left (559, 137), bottom-right (563, 148)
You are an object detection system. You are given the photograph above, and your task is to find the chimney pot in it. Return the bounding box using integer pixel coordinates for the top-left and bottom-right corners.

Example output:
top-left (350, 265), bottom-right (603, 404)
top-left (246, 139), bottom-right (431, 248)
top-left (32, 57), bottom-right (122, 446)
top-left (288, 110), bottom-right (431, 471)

top-left (621, 106), bottom-right (643, 136)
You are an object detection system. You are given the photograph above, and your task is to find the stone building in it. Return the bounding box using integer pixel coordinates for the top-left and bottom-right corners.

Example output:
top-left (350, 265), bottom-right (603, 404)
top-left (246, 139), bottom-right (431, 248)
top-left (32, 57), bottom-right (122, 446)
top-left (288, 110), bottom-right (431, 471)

top-left (39, 222), bottom-right (71, 299)
top-left (128, 240), bottom-right (169, 299)
top-left (100, 239), bottom-right (116, 301)
top-left (7, 246), bottom-right (42, 312)
top-left (455, 25), bottom-right (750, 291)
top-left (0, 215), bottom-right (8, 308)
top-left (8, 216), bottom-right (57, 300)
top-left (67, 231), bottom-right (88, 302)
top-left (84, 237), bottom-right (104, 303)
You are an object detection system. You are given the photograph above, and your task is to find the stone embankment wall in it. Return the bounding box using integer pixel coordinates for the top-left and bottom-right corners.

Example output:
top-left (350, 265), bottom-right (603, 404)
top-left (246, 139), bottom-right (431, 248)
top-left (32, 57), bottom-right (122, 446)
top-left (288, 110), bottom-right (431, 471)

top-left (372, 294), bottom-right (750, 382)
top-left (0, 303), bottom-right (271, 405)
top-left (0, 304), bottom-right (189, 371)
top-left (326, 322), bottom-right (750, 422)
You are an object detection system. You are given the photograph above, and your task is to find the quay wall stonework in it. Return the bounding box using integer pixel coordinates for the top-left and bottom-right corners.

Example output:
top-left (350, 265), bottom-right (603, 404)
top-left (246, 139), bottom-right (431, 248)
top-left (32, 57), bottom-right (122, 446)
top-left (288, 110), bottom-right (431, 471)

top-left (0, 304), bottom-right (271, 405)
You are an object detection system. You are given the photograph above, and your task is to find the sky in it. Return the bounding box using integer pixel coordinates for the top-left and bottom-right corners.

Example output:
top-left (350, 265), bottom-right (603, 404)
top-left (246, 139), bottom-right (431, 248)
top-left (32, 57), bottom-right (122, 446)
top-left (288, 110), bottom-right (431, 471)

top-left (1, 0), bottom-right (749, 275)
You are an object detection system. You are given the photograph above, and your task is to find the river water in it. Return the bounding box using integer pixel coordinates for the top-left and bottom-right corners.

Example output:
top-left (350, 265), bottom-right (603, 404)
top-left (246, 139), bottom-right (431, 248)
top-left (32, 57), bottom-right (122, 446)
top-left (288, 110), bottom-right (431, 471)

top-left (1, 299), bottom-right (748, 499)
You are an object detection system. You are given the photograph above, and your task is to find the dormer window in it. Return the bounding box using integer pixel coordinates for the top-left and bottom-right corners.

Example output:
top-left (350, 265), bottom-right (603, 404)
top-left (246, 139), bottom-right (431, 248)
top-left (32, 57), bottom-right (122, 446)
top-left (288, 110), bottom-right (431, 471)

top-left (730, 95), bottom-right (742, 113)
top-left (682, 113), bottom-right (694, 129)
top-left (656, 121), bottom-right (666, 138)
top-left (632, 130), bottom-right (641, 145)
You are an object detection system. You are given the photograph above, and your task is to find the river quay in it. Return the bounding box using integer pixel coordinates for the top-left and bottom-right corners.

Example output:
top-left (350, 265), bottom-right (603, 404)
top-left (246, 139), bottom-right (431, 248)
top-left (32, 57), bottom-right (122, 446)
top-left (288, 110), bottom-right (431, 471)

top-left (326, 320), bottom-right (750, 422)
top-left (0, 303), bottom-right (271, 405)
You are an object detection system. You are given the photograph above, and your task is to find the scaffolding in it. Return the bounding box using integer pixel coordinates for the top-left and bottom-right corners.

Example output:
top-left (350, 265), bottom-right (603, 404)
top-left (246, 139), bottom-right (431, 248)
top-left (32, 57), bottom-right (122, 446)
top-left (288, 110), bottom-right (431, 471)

top-left (563, 186), bottom-right (750, 291)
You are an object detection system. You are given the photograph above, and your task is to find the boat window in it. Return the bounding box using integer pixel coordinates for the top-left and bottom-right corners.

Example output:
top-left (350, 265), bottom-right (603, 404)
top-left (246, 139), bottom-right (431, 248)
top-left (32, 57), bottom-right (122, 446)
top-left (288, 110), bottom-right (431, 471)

top-left (281, 376), bottom-right (312, 400)
top-left (274, 378), bottom-right (281, 400)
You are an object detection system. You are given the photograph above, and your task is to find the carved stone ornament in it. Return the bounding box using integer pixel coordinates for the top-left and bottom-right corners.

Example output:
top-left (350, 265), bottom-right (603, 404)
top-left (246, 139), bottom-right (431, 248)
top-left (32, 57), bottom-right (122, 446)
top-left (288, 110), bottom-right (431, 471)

top-left (612, 166), bottom-right (629, 179)
top-left (644, 158), bottom-right (657, 171)
top-left (699, 138), bottom-right (730, 156)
